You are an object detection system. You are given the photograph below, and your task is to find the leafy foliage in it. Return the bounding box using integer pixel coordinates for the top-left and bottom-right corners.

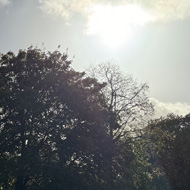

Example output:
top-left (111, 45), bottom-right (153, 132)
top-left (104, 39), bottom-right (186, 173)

top-left (0, 47), bottom-right (116, 190)
top-left (146, 114), bottom-right (190, 190)
top-left (2, 46), bottom-right (188, 190)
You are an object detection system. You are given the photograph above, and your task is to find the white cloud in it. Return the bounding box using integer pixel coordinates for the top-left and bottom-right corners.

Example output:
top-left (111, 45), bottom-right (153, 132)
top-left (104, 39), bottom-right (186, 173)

top-left (38, 0), bottom-right (190, 22)
top-left (39, 0), bottom-right (74, 21)
top-left (0, 0), bottom-right (10, 7)
top-left (38, 0), bottom-right (92, 21)
top-left (142, 0), bottom-right (190, 21)
top-left (151, 98), bottom-right (190, 118)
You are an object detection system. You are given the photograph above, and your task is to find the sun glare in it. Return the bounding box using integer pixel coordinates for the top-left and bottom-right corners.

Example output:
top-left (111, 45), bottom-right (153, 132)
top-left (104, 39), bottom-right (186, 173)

top-left (86, 4), bottom-right (153, 49)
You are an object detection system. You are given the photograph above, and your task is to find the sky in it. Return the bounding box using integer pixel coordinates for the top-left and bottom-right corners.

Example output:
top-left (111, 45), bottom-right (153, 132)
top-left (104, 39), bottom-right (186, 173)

top-left (1, 0), bottom-right (190, 118)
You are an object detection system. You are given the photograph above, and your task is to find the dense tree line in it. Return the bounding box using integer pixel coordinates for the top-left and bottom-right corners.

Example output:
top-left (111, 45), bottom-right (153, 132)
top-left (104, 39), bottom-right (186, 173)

top-left (0, 47), bottom-right (189, 190)
top-left (145, 114), bottom-right (190, 190)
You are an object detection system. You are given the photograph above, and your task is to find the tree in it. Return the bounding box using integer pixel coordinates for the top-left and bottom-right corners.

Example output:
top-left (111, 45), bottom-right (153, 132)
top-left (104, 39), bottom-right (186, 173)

top-left (0, 47), bottom-right (117, 190)
top-left (146, 114), bottom-right (190, 190)
top-left (86, 62), bottom-right (154, 190)
top-left (87, 62), bottom-right (154, 140)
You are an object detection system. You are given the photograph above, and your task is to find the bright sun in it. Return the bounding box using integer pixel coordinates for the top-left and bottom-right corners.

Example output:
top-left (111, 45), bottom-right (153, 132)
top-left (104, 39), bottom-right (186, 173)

top-left (86, 4), bottom-right (153, 49)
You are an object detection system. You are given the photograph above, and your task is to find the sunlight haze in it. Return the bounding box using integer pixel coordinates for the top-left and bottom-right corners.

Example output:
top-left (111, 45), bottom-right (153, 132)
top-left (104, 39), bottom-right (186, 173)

top-left (86, 4), bottom-right (153, 49)
top-left (1, 0), bottom-right (190, 117)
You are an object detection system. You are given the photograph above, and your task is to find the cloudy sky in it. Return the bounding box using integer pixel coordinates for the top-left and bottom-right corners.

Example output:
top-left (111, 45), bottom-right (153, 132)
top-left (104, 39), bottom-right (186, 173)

top-left (1, 0), bottom-right (190, 117)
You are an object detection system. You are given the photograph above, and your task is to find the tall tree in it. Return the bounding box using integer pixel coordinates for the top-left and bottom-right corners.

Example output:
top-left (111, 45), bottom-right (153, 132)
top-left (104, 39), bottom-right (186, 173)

top-left (0, 47), bottom-right (116, 190)
top-left (87, 62), bottom-right (154, 140)
top-left (87, 62), bottom-right (154, 190)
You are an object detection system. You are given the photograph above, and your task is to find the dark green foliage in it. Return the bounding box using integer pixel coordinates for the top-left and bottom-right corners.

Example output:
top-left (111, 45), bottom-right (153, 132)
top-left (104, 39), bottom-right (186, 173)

top-left (0, 47), bottom-right (116, 190)
top-left (112, 133), bottom-right (170, 190)
top-left (146, 114), bottom-right (190, 190)
top-left (2, 46), bottom-right (189, 190)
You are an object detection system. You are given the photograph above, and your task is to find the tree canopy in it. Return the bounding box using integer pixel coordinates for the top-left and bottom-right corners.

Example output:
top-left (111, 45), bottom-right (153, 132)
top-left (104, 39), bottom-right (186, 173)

top-left (146, 114), bottom-right (190, 190)
top-left (87, 62), bottom-right (154, 140)
top-left (1, 46), bottom-right (188, 190)
top-left (0, 47), bottom-right (116, 190)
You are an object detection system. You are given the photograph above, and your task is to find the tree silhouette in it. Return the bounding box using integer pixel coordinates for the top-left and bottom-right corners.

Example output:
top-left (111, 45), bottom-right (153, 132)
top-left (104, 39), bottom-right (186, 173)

top-left (146, 114), bottom-right (190, 190)
top-left (87, 62), bottom-right (154, 140)
top-left (0, 47), bottom-right (116, 190)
